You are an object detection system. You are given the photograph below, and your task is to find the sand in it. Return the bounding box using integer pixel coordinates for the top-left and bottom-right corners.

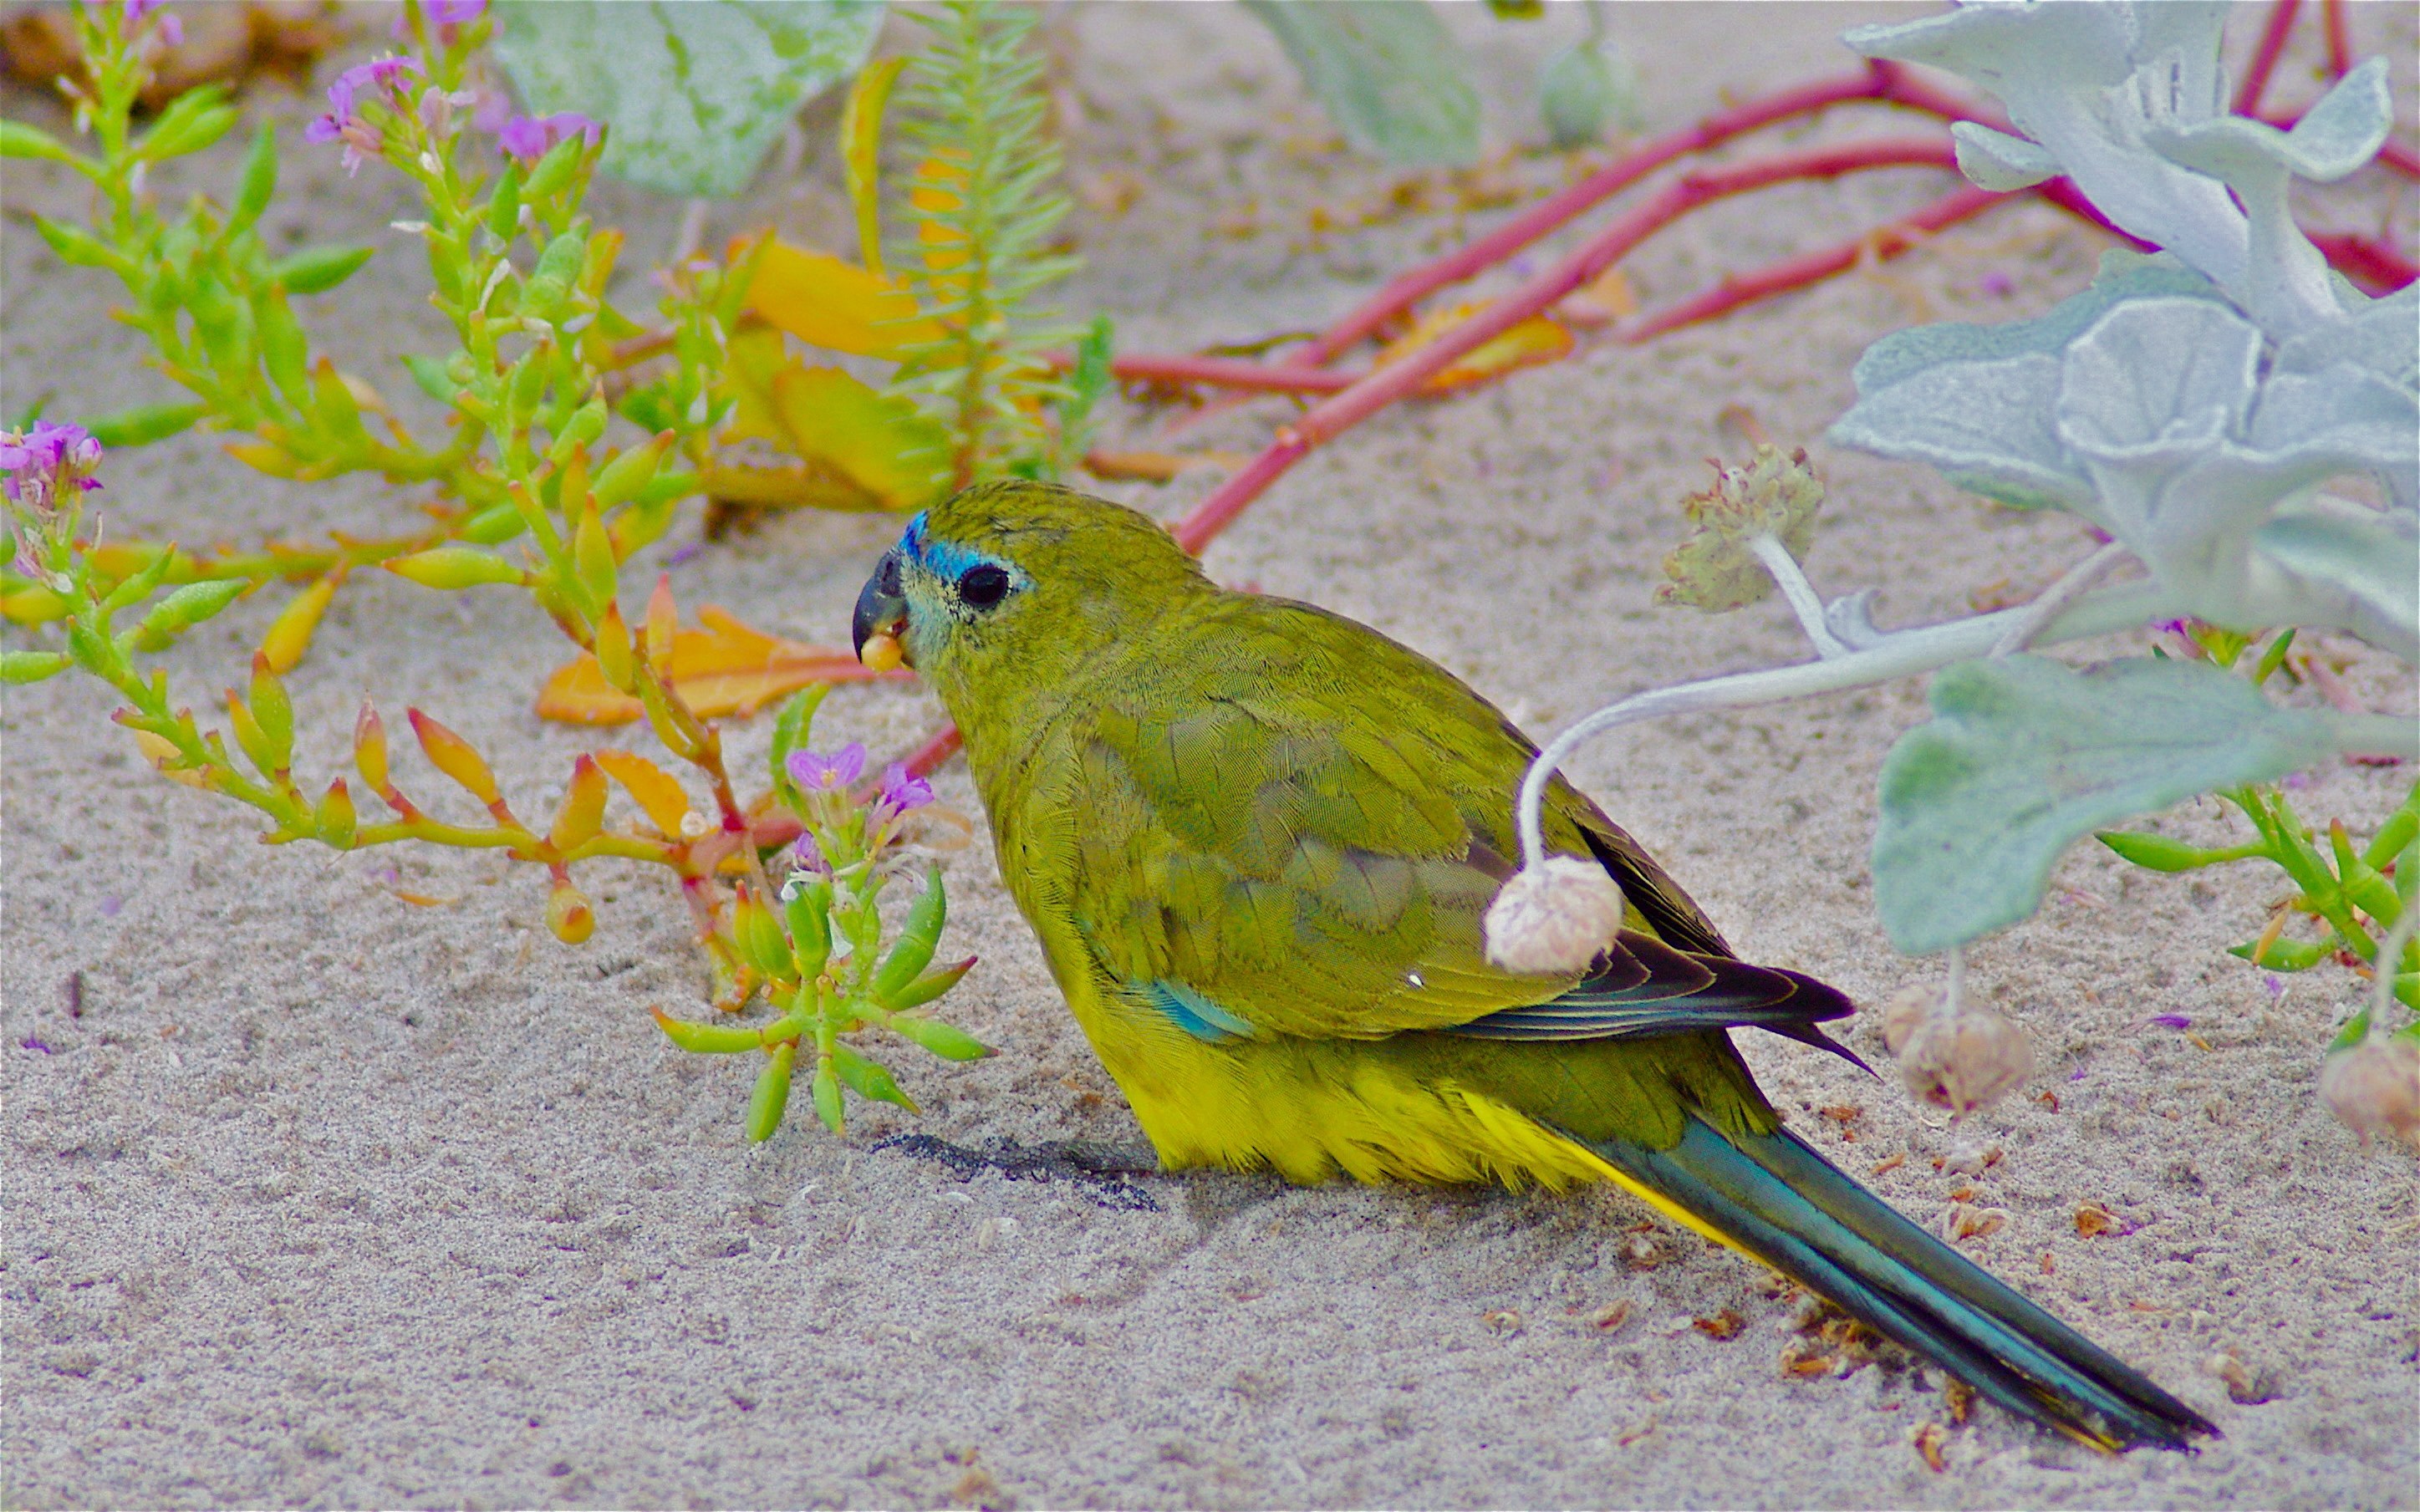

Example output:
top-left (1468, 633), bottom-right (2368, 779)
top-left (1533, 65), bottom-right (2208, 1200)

top-left (5, 3), bottom-right (2416, 1507)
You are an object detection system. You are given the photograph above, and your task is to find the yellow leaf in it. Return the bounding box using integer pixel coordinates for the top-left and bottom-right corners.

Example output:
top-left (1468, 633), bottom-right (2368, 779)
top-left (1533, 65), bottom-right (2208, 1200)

top-left (1376, 301), bottom-right (1576, 395)
top-left (843, 56), bottom-right (907, 277)
top-left (1559, 264), bottom-right (1637, 327)
top-left (713, 324), bottom-right (949, 512)
top-left (746, 237), bottom-right (938, 360)
top-left (537, 603), bottom-right (909, 727)
top-left (259, 572), bottom-right (339, 673)
top-left (590, 749), bottom-right (691, 837)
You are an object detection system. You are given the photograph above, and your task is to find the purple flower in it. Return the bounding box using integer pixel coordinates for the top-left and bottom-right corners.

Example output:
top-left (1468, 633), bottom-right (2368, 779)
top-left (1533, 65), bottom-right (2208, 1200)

top-left (3, 421), bottom-right (103, 513)
top-left (787, 831), bottom-right (830, 878)
top-left (307, 57), bottom-right (417, 175)
top-left (497, 111), bottom-right (601, 164)
top-left (787, 742), bottom-right (866, 793)
top-left (393, 0), bottom-right (486, 40)
top-left (2149, 1012), bottom-right (2193, 1030)
top-left (874, 761), bottom-right (935, 818)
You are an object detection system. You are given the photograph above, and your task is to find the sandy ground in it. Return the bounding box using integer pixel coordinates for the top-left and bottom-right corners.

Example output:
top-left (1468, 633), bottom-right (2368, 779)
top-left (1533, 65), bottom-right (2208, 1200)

top-left (5, 3), bottom-right (2417, 1508)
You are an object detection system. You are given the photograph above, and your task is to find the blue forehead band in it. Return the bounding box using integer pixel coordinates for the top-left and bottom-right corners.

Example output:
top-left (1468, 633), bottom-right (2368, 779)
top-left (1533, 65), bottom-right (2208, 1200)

top-left (895, 510), bottom-right (992, 583)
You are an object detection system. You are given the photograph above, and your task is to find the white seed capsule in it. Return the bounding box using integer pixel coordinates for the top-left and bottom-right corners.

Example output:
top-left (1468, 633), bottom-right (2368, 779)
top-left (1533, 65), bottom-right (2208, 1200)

top-left (1484, 858), bottom-right (1626, 976)
top-left (1888, 984), bottom-right (2034, 1118)
top-left (2317, 1036), bottom-right (2419, 1150)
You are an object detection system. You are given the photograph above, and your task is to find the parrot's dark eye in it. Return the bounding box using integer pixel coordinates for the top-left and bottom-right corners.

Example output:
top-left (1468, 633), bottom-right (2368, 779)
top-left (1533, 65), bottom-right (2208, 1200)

top-left (958, 563), bottom-right (1012, 610)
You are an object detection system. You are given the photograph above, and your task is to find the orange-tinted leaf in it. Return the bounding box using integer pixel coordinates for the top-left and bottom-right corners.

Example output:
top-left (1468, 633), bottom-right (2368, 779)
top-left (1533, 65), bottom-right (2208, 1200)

top-left (911, 154), bottom-right (970, 278)
top-left (1378, 300), bottom-right (1575, 394)
top-left (1558, 264), bottom-right (1637, 327)
top-left (746, 237), bottom-right (938, 360)
top-left (713, 323), bottom-right (949, 512)
top-left (538, 603), bottom-right (910, 725)
top-left (591, 749), bottom-right (691, 837)
top-left (259, 571), bottom-right (339, 673)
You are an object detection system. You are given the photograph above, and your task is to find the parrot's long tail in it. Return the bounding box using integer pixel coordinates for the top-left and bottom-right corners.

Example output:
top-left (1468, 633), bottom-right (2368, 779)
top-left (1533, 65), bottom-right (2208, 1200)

top-left (1582, 1116), bottom-right (2219, 1452)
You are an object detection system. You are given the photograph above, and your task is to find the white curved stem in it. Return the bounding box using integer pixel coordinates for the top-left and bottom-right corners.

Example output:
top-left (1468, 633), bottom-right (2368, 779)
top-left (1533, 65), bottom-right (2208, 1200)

top-left (1749, 533), bottom-right (1852, 659)
top-left (1514, 578), bottom-right (2174, 867)
top-left (1988, 541), bottom-right (2134, 659)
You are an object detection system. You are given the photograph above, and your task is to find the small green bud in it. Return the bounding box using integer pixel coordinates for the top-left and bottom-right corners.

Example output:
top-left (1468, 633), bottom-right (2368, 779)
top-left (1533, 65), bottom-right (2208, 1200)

top-left (138, 93), bottom-right (239, 160)
top-left (733, 888), bottom-right (792, 979)
top-left (607, 494), bottom-right (678, 560)
top-left (2228, 935), bottom-right (2330, 970)
top-left (386, 547), bottom-right (529, 592)
top-left (872, 867), bottom-right (948, 1004)
top-left (534, 231), bottom-right (586, 286)
top-left (271, 245), bottom-right (375, 295)
top-left (230, 122), bottom-right (278, 233)
top-left (0, 120), bottom-right (76, 163)
top-left (809, 1056), bottom-right (844, 1136)
top-left (547, 399), bottom-right (608, 463)
top-left (883, 955), bottom-right (976, 1012)
top-left (67, 621), bottom-right (115, 676)
top-left (748, 1041), bottom-right (801, 1142)
top-left (768, 686), bottom-right (828, 791)
top-left (460, 503), bottom-right (527, 545)
top-left (84, 400), bottom-right (207, 451)
top-left (226, 689), bottom-right (284, 778)
top-left (590, 431), bottom-right (673, 509)
top-left (134, 578), bottom-right (248, 645)
top-left (522, 134), bottom-right (588, 198)
top-left (2095, 830), bottom-right (2229, 873)
top-left (401, 353), bottom-right (459, 405)
top-left (889, 1015), bottom-right (991, 1062)
top-left (832, 1044), bottom-right (917, 1111)
top-left (99, 545), bottom-right (180, 613)
top-left (248, 652), bottom-right (293, 761)
top-left (784, 876), bottom-right (833, 980)
top-left (316, 777), bottom-right (358, 849)
top-left (484, 164), bottom-right (523, 243)
top-left (0, 650), bottom-right (70, 684)
top-left (35, 216), bottom-right (120, 270)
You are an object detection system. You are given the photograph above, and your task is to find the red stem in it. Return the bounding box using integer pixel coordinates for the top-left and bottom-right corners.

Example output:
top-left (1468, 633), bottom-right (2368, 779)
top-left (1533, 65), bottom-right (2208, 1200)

top-left (2321, 0), bottom-right (2351, 77)
top-left (1301, 61), bottom-right (1984, 365)
top-left (2308, 231), bottom-right (2419, 293)
top-left (1108, 352), bottom-right (1351, 395)
top-left (2235, 0), bottom-right (2301, 116)
top-left (1174, 139), bottom-right (1962, 547)
top-left (1623, 183), bottom-right (2006, 343)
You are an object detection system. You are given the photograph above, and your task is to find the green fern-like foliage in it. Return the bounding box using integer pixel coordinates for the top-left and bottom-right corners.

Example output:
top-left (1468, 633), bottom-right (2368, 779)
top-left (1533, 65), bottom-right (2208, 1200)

top-left (889, 0), bottom-right (1078, 488)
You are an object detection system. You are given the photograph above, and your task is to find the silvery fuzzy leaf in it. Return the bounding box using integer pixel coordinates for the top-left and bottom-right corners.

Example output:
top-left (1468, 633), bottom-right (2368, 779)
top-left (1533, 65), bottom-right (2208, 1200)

top-left (493, 1), bottom-right (884, 199)
top-left (1872, 653), bottom-right (2336, 955)
top-left (1831, 349), bottom-right (2090, 512)
top-left (2053, 298), bottom-right (2260, 460)
top-left (1847, 2), bottom-right (2275, 323)
top-left (2254, 503), bottom-right (2420, 661)
top-left (1832, 258), bottom-right (2228, 512)
top-left (2275, 284), bottom-right (2419, 387)
top-left (2153, 58), bottom-right (2392, 186)
top-left (1950, 121), bottom-right (2059, 191)
top-left (2246, 365), bottom-right (2420, 503)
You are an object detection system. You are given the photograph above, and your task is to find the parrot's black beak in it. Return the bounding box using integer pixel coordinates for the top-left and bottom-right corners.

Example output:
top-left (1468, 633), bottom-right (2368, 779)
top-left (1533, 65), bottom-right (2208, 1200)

top-left (853, 547), bottom-right (911, 669)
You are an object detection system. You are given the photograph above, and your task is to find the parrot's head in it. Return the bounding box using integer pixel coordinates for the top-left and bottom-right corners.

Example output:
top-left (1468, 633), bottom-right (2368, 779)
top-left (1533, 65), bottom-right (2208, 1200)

top-left (852, 480), bottom-right (1209, 712)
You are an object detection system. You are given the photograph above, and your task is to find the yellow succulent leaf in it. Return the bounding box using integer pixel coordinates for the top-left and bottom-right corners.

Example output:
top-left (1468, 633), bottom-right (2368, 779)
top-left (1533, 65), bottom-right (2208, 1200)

top-left (843, 56), bottom-right (908, 277)
top-left (746, 237), bottom-right (938, 360)
top-left (589, 749), bottom-right (693, 837)
top-left (1376, 300), bottom-right (1577, 394)
top-left (538, 603), bottom-right (907, 727)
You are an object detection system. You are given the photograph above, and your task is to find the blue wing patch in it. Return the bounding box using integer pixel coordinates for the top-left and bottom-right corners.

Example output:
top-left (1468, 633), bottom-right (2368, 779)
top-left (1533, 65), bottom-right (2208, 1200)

top-left (1144, 980), bottom-right (1259, 1043)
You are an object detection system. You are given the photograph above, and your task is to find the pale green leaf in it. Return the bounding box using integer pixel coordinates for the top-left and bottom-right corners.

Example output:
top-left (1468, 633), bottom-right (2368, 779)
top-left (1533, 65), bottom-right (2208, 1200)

top-left (1241, 0), bottom-right (1480, 167)
top-left (1872, 654), bottom-right (2336, 955)
top-left (492, 1), bottom-right (884, 199)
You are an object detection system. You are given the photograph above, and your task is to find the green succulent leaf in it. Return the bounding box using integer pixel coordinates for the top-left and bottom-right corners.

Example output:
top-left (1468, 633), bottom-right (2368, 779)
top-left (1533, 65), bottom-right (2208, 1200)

top-left (492, 0), bottom-right (884, 198)
top-left (1872, 654), bottom-right (2337, 955)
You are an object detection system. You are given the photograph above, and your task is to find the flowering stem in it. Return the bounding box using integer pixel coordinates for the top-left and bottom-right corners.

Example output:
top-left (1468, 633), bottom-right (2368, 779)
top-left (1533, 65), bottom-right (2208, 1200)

top-left (1511, 578), bottom-right (2176, 868)
top-left (1986, 541), bottom-right (2132, 659)
top-left (1748, 533), bottom-right (1852, 659)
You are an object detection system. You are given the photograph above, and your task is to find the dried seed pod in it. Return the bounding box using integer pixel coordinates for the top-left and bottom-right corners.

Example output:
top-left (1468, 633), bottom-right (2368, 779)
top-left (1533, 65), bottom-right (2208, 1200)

top-left (2317, 1036), bottom-right (2418, 1150)
top-left (1484, 857), bottom-right (1625, 975)
top-left (1890, 984), bottom-right (2034, 1118)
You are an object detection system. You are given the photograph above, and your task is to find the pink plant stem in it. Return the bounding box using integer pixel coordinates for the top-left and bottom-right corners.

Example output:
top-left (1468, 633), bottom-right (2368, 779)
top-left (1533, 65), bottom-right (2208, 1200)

top-left (2321, 0), bottom-right (2351, 77)
top-left (1623, 183), bottom-right (2006, 343)
top-left (1173, 139), bottom-right (1962, 551)
top-left (1108, 352), bottom-right (1351, 395)
top-left (2309, 232), bottom-right (2420, 293)
top-left (2235, 0), bottom-right (2301, 115)
top-left (1300, 62), bottom-right (1984, 366)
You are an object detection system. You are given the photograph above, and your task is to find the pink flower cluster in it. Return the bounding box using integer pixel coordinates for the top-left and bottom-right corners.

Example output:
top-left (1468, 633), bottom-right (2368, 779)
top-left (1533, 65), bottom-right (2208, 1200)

top-left (304, 55), bottom-right (423, 176)
top-left (1, 421), bottom-right (103, 514)
top-left (497, 111), bottom-right (602, 165)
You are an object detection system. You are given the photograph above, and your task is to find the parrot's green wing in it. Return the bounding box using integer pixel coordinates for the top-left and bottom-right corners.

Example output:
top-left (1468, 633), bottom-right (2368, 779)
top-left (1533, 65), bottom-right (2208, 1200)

top-left (1051, 594), bottom-right (1851, 1047)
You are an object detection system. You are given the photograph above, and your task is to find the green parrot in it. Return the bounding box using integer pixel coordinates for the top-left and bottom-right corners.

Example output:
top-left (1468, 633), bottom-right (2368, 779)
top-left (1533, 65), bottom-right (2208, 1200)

top-left (850, 481), bottom-right (2215, 1453)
